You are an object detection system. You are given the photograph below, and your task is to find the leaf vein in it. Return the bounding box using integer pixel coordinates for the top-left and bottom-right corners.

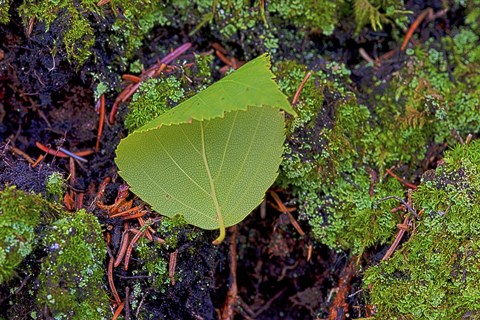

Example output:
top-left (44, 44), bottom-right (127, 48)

top-left (153, 134), bottom-right (210, 197)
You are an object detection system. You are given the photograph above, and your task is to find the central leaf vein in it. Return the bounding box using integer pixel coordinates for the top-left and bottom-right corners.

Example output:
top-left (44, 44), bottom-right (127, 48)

top-left (200, 122), bottom-right (225, 242)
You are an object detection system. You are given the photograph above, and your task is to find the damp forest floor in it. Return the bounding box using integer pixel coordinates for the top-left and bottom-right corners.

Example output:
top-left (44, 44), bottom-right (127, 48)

top-left (0, 1), bottom-right (478, 320)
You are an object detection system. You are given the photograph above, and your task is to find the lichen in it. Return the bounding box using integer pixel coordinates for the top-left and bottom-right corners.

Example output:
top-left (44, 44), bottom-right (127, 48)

top-left (36, 209), bottom-right (109, 319)
top-left (364, 140), bottom-right (480, 319)
top-left (0, 186), bottom-right (44, 283)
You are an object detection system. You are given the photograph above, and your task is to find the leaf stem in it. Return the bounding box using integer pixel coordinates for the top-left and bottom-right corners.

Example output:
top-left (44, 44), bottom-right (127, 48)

top-left (200, 123), bottom-right (226, 244)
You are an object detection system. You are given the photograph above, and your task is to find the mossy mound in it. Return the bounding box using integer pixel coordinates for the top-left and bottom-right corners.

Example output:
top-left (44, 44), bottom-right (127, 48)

top-left (0, 186), bottom-right (44, 283)
top-left (37, 210), bottom-right (109, 319)
top-left (364, 140), bottom-right (480, 319)
top-left (274, 19), bottom-right (480, 255)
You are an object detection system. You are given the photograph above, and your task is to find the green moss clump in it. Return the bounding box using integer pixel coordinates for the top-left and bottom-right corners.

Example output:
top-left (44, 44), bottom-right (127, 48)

top-left (364, 140), bottom-right (480, 319)
top-left (269, 0), bottom-right (340, 35)
top-left (45, 172), bottom-right (65, 202)
top-left (125, 54), bottom-right (213, 132)
top-left (37, 210), bottom-right (109, 319)
top-left (0, 0), bottom-right (11, 24)
top-left (63, 14), bottom-right (95, 65)
top-left (136, 238), bottom-right (169, 292)
top-left (109, 1), bottom-right (172, 59)
top-left (19, 0), bottom-right (99, 65)
top-left (0, 186), bottom-right (44, 283)
top-left (374, 28), bottom-right (480, 146)
top-left (125, 77), bottom-right (186, 132)
top-left (275, 60), bottom-right (427, 254)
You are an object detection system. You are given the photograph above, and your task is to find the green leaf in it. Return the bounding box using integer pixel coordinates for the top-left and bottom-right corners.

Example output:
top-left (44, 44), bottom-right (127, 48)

top-left (115, 54), bottom-right (294, 244)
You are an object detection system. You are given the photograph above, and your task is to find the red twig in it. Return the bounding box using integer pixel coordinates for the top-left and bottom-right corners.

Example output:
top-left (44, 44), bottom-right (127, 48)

top-left (124, 229), bottom-right (145, 270)
top-left (96, 94), bottom-right (105, 152)
top-left (386, 168), bottom-right (417, 189)
top-left (112, 301), bottom-right (125, 320)
top-left (122, 74), bottom-right (142, 83)
top-left (114, 230), bottom-right (130, 268)
top-left (108, 257), bottom-right (122, 305)
top-left (400, 8), bottom-right (433, 51)
top-left (291, 72), bottom-right (312, 105)
top-left (35, 142), bottom-right (91, 162)
top-left (36, 142), bottom-right (68, 157)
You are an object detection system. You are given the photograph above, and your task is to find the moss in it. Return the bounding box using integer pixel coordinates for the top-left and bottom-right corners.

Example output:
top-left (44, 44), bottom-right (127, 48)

top-left (109, 1), bottom-right (172, 59)
top-left (45, 172), bottom-right (65, 202)
top-left (274, 60), bottom-right (425, 254)
top-left (0, 186), bottom-right (44, 283)
top-left (364, 140), bottom-right (480, 319)
top-left (156, 215), bottom-right (191, 250)
top-left (37, 209), bottom-right (109, 319)
top-left (125, 77), bottom-right (186, 132)
top-left (136, 237), bottom-right (169, 292)
top-left (125, 54), bottom-right (213, 132)
top-left (376, 28), bottom-right (480, 146)
top-left (18, 0), bottom-right (99, 65)
top-left (0, 0), bottom-right (11, 24)
top-left (63, 14), bottom-right (95, 65)
top-left (275, 21), bottom-right (480, 255)
top-left (269, 0), bottom-right (341, 35)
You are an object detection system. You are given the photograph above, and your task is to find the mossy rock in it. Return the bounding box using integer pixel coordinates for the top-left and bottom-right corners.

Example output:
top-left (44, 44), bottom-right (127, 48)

top-left (37, 209), bottom-right (109, 319)
top-left (0, 186), bottom-right (44, 283)
top-left (364, 140), bottom-right (480, 319)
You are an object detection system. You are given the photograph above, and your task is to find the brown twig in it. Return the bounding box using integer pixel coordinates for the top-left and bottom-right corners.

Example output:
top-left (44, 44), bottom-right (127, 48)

top-left (124, 287), bottom-right (130, 320)
top-left (220, 226), bottom-right (238, 320)
top-left (108, 257), bottom-right (122, 305)
top-left (270, 191), bottom-right (305, 236)
top-left (386, 168), bottom-right (417, 190)
top-left (376, 196), bottom-right (419, 219)
top-left (382, 189), bottom-right (416, 261)
top-left (114, 230), bottom-right (130, 268)
top-left (10, 147), bottom-right (34, 164)
top-left (108, 43), bottom-right (192, 125)
top-left (328, 259), bottom-right (356, 320)
top-left (169, 250), bottom-right (178, 286)
top-left (124, 229), bottom-right (145, 271)
top-left (122, 74), bottom-right (142, 83)
top-left (112, 301), bottom-right (125, 320)
top-left (400, 8), bottom-right (433, 51)
top-left (291, 71), bottom-right (312, 105)
top-left (96, 94), bottom-right (105, 152)
top-left (97, 0), bottom-right (111, 6)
